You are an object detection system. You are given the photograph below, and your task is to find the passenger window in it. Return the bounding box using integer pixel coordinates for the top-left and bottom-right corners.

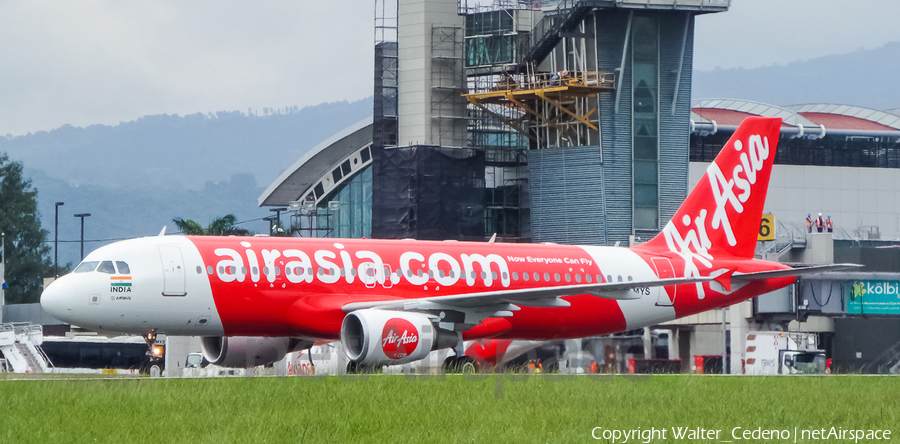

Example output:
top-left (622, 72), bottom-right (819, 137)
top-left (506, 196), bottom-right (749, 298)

top-left (97, 261), bottom-right (116, 274)
top-left (74, 261), bottom-right (99, 273)
top-left (116, 261), bottom-right (131, 274)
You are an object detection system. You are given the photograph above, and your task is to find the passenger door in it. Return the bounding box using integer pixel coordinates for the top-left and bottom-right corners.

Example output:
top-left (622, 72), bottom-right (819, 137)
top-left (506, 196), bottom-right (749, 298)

top-left (159, 246), bottom-right (187, 296)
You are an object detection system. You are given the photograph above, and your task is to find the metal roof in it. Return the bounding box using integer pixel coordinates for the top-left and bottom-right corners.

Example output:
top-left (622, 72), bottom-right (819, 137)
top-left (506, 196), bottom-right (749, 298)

top-left (691, 99), bottom-right (813, 127)
top-left (785, 104), bottom-right (900, 131)
top-left (258, 117), bottom-right (373, 207)
top-left (692, 99), bottom-right (900, 138)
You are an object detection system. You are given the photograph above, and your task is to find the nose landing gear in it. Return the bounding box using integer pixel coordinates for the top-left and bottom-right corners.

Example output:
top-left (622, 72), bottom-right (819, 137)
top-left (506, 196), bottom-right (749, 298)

top-left (142, 328), bottom-right (165, 375)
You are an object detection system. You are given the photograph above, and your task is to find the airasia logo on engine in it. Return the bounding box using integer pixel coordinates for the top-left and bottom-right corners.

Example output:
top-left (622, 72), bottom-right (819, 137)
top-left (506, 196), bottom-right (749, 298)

top-left (381, 318), bottom-right (419, 360)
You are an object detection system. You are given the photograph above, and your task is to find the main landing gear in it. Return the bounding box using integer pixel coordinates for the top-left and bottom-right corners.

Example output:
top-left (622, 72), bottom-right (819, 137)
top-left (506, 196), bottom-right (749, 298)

top-left (441, 355), bottom-right (479, 374)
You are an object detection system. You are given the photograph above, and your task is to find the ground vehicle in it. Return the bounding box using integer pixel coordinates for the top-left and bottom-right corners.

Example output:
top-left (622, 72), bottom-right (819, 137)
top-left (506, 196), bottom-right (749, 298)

top-left (744, 331), bottom-right (826, 375)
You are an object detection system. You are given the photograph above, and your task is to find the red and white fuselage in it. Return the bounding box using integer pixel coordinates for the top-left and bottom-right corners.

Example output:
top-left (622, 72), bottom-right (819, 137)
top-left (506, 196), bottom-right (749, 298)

top-left (43, 117), bottom-right (845, 368)
top-left (41, 235), bottom-right (791, 338)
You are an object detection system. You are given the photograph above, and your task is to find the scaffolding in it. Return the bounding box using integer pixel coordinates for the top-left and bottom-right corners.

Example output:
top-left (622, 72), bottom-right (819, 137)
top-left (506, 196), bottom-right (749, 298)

top-left (465, 69), bottom-right (614, 148)
top-left (461, 2), bottom-right (541, 242)
top-left (374, 0), bottom-right (399, 148)
top-left (431, 26), bottom-right (468, 149)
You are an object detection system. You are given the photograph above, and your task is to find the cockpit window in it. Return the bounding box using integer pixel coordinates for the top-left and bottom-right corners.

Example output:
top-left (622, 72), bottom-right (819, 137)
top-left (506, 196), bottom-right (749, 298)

top-left (74, 261), bottom-right (99, 273)
top-left (97, 261), bottom-right (116, 274)
top-left (116, 261), bottom-right (131, 274)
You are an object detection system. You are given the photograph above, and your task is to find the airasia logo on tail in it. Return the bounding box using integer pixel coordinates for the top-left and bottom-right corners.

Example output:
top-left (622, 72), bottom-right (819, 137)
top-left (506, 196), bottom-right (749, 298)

top-left (381, 318), bottom-right (419, 359)
top-left (653, 118), bottom-right (780, 300)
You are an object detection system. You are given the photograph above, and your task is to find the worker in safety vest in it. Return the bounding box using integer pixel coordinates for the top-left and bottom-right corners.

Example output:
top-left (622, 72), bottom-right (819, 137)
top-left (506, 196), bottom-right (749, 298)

top-left (816, 213), bottom-right (825, 233)
top-left (806, 213), bottom-right (813, 233)
top-left (826, 215), bottom-right (834, 233)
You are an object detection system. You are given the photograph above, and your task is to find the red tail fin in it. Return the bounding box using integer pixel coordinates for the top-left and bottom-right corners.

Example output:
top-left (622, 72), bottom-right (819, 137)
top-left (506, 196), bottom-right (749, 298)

top-left (641, 116), bottom-right (782, 260)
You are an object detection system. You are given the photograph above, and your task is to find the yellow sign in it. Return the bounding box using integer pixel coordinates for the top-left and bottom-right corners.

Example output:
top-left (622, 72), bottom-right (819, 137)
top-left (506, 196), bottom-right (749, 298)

top-left (758, 215), bottom-right (775, 241)
top-left (101, 369), bottom-right (118, 375)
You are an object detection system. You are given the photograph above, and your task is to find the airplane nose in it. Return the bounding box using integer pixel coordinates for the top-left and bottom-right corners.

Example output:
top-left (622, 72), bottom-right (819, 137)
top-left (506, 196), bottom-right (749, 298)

top-left (40, 279), bottom-right (72, 321)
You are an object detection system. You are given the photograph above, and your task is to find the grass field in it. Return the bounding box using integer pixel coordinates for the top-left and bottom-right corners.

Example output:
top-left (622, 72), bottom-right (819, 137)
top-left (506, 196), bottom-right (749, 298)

top-left (1, 374), bottom-right (898, 443)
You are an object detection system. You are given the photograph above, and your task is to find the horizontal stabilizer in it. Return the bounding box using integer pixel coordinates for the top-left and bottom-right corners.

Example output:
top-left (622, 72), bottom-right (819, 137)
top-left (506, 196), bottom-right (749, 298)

top-left (733, 263), bottom-right (863, 282)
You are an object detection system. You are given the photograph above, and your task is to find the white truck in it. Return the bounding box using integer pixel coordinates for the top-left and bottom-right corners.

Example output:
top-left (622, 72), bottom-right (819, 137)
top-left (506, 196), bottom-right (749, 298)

top-left (744, 331), bottom-right (826, 375)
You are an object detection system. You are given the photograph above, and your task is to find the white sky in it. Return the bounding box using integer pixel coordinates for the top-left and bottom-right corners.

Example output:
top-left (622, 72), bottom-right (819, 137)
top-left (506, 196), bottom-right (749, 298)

top-left (693, 0), bottom-right (900, 71)
top-left (1, 0), bottom-right (897, 136)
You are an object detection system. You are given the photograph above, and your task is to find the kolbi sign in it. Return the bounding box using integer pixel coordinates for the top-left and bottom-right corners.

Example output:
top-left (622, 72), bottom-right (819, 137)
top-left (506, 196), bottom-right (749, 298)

top-left (846, 280), bottom-right (900, 314)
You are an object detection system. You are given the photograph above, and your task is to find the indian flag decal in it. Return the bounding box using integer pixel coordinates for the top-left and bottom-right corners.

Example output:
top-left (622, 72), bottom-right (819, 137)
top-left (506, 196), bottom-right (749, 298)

top-left (111, 276), bottom-right (132, 287)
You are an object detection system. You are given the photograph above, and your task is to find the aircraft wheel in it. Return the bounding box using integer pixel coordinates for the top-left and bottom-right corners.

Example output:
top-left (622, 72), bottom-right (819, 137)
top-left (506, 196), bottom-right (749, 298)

top-left (441, 356), bottom-right (458, 374)
top-left (443, 355), bottom-right (480, 374)
top-left (347, 361), bottom-right (361, 374)
top-left (457, 355), bottom-right (479, 374)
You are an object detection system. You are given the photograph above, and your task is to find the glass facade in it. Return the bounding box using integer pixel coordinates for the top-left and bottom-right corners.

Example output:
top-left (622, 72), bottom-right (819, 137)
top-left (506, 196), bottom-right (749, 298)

top-left (464, 10), bottom-right (518, 67)
top-left (691, 133), bottom-right (900, 169)
top-left (315, 165), bottom-right (373, 238)
top-left (631, 15), bottom-right (659, 230)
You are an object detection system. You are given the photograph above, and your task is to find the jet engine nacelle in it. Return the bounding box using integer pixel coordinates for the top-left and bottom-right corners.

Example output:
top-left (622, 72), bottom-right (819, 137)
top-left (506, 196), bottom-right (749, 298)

top-left (341, 309), bottom-right (455, 367)
top-left (200, 336), bottom-right (312, 368)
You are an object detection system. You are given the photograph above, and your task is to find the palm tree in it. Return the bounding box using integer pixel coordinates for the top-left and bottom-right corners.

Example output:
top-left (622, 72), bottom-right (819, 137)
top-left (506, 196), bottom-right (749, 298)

top-left (172, 218), bottom-right (205, 235)
top-left (206, 214), bottom-right (237, 235)
top-left (172, 214), bottom-right (250, 236)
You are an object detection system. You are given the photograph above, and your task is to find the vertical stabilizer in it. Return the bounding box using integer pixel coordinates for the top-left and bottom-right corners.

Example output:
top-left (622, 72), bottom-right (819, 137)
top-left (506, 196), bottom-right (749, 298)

top-left (640, 116), bottom-right (782, 260)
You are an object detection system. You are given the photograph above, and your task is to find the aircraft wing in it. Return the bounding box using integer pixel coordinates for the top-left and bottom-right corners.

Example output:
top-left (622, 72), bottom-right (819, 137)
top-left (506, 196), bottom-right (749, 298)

top-left (342, 274), bottom-right (715, 312)
top-left (732, 263), bottom-right (863, 282)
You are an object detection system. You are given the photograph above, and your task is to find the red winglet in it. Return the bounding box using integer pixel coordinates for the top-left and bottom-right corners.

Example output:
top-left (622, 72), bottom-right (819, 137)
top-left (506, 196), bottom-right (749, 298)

top-left (713, 269), bottom-right (735, 292)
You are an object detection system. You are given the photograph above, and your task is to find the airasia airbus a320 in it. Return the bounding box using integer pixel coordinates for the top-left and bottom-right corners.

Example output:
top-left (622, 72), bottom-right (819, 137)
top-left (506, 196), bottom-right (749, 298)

top-left (41, 117), bottom-right (852, 371)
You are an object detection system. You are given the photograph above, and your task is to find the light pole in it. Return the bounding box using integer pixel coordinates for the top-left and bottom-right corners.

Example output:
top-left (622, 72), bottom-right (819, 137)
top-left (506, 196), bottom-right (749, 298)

top-left (74, 213), bottom-right (91, 260)
top-left (269, 207), bottom-right (287, 235)
top-left (263, 216), bottom-right (277, 235)
top-left (1, 232), bottom-right (5, 312)
top-left (54, 202), bottom-right (64, 277)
